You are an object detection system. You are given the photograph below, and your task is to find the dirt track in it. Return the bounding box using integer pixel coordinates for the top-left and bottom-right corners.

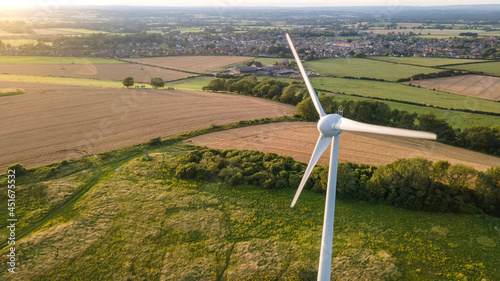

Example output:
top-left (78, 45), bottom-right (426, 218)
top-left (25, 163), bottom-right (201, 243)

top-left (406, 75), bottom-right (500, 101)
top-left (187, 122), bottom-right (500, 171)
top-left (0, 81), bottom-right (295, 170)
top-left (0, 64), bottom-right (193, 82)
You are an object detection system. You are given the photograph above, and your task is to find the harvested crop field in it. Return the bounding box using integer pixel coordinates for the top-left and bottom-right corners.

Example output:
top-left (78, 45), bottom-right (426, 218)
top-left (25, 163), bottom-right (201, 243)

top-left (123, 56), bottom-right (254, 73)
top-left (0, 64), bottom-right (192, 82)
top-left (187, 122), bottom-right (500, 171)
top-left (406, 75), bottom-right (500, 101)
top-left (0, 81), bottom-right (295, 170)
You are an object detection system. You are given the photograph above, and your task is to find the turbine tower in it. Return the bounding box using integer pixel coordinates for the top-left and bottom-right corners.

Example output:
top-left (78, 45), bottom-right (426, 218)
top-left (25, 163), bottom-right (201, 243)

top-left (285, 33), bottom-right (437, 281)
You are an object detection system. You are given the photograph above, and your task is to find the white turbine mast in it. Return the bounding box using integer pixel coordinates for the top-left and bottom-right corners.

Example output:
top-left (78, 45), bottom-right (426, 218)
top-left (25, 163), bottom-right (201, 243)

top-left (285, 33), bottom-right (437, 281)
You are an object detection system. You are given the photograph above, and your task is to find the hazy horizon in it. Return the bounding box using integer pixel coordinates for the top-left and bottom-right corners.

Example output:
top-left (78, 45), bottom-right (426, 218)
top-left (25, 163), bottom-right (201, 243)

top-left (2, 0), bottom-right (500, 8)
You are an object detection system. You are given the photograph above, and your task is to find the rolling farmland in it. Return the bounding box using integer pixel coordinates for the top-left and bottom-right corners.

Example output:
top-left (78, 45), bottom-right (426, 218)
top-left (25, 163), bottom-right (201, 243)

top-left (368, 56), bottom-right (487, 67)
top-left (123, 56), bottom-right (254, 73)
top-left (187, 122), bottom-right (500, 171)
top-left (0, 64), bottom-right (193, 83)
top-left (0, 81), bottom-right (295, 170)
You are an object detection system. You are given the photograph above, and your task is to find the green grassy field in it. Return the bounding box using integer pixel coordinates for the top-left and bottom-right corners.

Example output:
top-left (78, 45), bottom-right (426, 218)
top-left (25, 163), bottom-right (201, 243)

top-left (0, 88), bottom-right (26, 97)
top-left (1, 39), bottom-right (39, 47)
top-left (369, 56), bottom-right (487, 67)
top-left (304, 58), bottom-right (439, 81)
top-left (0, 141), bottom-right (498, 280)
top-left (311, 77), bottom-right (500, 114)
top-left (0, 74), bottom-right (143, 88)
top-left (449, 61), bottom-right (500, 76)
top-left (164, 76), bottom-right (500, 129)
top-left (167, 77), bottom-right (213, 91)
top-left (0, 56), bottom-right (126, 65)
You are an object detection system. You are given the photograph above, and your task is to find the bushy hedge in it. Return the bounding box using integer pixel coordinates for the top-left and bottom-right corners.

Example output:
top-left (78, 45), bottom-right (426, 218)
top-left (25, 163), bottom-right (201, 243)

top-left (202, 76), bottom-right (307, 106)
top-left (173, 147), bottom-right (500, 217)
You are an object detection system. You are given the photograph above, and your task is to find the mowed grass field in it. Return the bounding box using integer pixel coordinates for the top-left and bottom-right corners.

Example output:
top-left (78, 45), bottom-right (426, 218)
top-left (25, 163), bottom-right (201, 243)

top-left (187, 122), bottom-right (500, 171)
top-left (0, 143), bottom-right (498, 280)
top-left (369, 56), bottom-right (487, 67)
top-left (0, 81), bottom-right (295, 170)
top-left (304, 58), bottom-right (439, 81)
top-left (450, 61), bottom-right (500, 76)
top-left (165, 75), bottom-right (500, 129)
top-left (311, 77), bottom-right (500, 113)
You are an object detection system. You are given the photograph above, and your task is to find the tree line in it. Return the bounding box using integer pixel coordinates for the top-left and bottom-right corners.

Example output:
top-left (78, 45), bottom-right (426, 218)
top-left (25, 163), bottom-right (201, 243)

top-left (295, 96), bottom-right (500, 156)
top-left (171, 147), bottom-right (500, 217)
top-left (203, 76), bottom-right (500, 156)
top-left (202, 76), bottom-right (308, 105)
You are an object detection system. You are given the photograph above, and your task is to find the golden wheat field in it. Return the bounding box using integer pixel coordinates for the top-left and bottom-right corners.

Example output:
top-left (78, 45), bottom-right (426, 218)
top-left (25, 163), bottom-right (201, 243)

top-left (187, 122), bottom-right (500, 171)
top-left (0, 81), bottom-right (295, 170)
top-left (0, 64), bottom-right (193, 82)
top-left (123, 56), bottom-right (254, 73)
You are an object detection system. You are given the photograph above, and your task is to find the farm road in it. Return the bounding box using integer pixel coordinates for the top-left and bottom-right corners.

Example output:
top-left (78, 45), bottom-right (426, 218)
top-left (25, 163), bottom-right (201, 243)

top-left (0, 81), bottom-right (295, 170)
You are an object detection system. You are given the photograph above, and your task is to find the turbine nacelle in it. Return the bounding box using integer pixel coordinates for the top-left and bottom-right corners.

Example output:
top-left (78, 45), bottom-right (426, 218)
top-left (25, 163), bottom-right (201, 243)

top-left (318, 114), bottom-right (343, 137)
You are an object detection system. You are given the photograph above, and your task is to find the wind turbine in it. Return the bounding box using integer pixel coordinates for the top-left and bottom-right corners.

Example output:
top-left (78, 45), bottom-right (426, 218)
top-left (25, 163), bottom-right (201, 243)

top-left (285, 33), bottom-right (437, 281)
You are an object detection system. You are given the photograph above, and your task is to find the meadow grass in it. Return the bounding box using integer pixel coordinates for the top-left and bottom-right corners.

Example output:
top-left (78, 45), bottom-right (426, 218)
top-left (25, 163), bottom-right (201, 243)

top-left (369, 56), bottom-right (487, 67)
top-left (311, 77), bottom-right (500, 114)
top-left (0, 88), bottom-right (26, 97)
top-left (449, 61), bottom-right (500, 76)
top-left (167, 77), bottom-right (213, 91)
top-left (0, 56), bottom-right (126, 65)
top-left (0, 74), bottom-right (143, 88)
top-left (304, 58), bottom-right (439, 81)
top-left (1, 39), bottom-right (39, 47)
top-left (0, 142), bottom-right (498, 280)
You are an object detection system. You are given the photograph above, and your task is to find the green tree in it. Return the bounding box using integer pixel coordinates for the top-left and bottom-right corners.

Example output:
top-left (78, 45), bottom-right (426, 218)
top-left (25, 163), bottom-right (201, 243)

top-left (122, 76), bottom-right (134, 88)
top-left (150, 77), bottom-right (165, 89)
top-left (202, 78), bottom-right (227, 92)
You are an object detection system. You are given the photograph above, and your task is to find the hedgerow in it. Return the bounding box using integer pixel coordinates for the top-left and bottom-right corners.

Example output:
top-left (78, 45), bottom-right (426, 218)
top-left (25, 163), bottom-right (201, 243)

top-left (172, 146), bottom-right (500, 217)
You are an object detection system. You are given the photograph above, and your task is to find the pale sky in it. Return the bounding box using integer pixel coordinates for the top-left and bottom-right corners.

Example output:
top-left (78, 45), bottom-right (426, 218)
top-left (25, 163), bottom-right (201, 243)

top-left (2, 0), bottom-right (500, 8)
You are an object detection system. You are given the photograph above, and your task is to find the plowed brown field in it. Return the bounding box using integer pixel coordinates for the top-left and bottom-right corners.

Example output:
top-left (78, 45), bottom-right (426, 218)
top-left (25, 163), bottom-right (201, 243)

top-left (0, 64), bottom-right (192, 82)
top-left (406, 75), bottom-right (500, 101)
top-left (123, 56), bottom-right (254, 73)
top-left (187, 122), bottom-right (500, 171)
top-left (0, 81), bottom-right (295, 170)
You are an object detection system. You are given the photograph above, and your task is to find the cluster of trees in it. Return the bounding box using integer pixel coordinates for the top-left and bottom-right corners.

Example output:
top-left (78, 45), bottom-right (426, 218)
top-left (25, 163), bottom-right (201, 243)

top-left (122, 77), bottom-right (165, 89)
top-left (295, 96), bottom-right (500, 156)
top-left (202, 76), bottom-right (308, 105)
top-left (173, 147), bottom-right (500, 217)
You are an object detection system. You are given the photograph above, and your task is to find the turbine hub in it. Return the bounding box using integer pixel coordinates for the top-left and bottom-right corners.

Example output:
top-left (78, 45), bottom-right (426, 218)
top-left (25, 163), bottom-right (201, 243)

top-left (318, 114), bottom-right (343, 137)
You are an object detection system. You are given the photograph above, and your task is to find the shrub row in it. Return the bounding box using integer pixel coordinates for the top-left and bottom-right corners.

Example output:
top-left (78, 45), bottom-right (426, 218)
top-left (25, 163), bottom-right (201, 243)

top-left (173, 147), bottom-right (500, 217)
top-left (202, 76), bottom-right (307, 106)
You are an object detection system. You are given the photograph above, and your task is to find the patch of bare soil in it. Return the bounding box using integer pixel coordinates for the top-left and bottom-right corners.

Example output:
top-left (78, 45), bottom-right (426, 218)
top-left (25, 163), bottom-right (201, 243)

top-left (187, 122), bottom-right (500, 171)
top-left (406, 74), bottom-right (500, 101)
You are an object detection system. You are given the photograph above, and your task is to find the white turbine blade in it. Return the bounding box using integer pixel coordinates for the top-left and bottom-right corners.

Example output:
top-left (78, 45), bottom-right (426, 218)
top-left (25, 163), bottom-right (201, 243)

top-left (285, 33), bottom-right (326, 117)
top-left (290, 135), bottom-right (332, 207)
top-left (336, 117), bottom-right (437, 140)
